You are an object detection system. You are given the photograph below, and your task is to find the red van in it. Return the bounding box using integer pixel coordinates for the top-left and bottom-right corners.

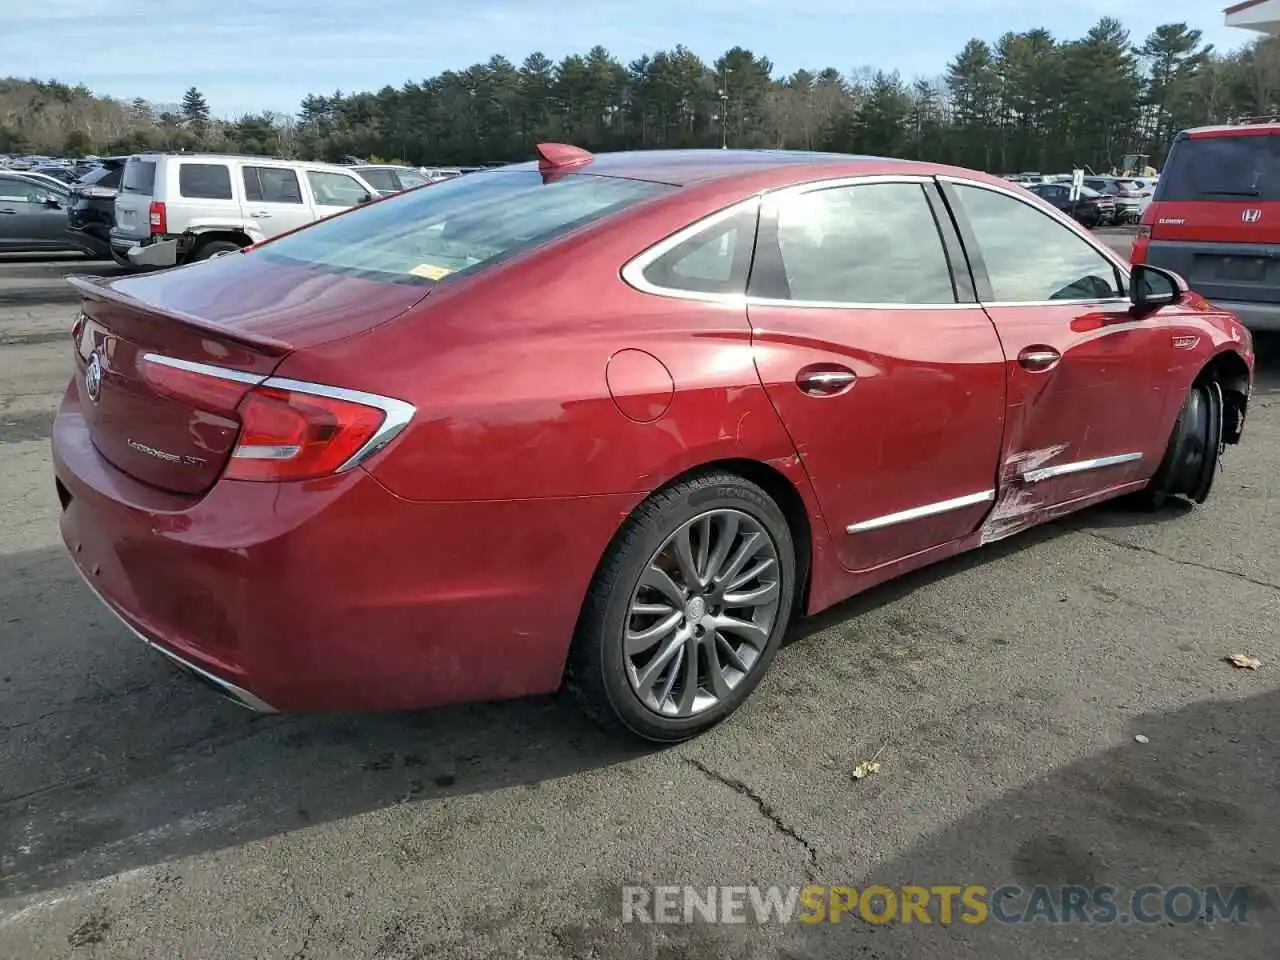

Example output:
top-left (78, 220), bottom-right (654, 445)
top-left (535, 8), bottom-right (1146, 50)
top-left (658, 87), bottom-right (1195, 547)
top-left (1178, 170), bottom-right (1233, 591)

top-left (1133, 118), bottom-right (1280, 330)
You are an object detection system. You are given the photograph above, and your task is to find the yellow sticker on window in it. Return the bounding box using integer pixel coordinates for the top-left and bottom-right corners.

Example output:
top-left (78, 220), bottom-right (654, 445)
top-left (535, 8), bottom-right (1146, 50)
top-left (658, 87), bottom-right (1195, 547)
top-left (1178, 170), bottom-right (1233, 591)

top-left (409, 263), bottom-right (453, 280)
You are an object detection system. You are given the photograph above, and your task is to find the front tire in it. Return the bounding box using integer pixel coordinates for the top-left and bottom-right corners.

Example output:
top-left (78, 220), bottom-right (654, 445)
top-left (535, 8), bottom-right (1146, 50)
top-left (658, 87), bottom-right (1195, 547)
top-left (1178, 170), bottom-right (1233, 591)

top-left (568, 472), bottom-right (796, 742)
top-left (1133, 379), bottom-right (1223, 511)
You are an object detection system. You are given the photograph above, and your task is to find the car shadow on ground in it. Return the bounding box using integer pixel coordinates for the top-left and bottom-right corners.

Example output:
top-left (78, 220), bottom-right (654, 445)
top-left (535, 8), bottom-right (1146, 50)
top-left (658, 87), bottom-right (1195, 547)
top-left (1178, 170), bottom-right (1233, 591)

top-left (779, 685), bottom-right (1280, 959)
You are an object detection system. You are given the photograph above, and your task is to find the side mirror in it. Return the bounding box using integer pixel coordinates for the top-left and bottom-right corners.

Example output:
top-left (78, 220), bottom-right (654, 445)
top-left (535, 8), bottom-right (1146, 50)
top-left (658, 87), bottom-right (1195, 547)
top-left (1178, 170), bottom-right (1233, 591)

top-left (1129, 263), bottom-right (1187, 310)
top-left (43, 196), bottom-right (62, 209)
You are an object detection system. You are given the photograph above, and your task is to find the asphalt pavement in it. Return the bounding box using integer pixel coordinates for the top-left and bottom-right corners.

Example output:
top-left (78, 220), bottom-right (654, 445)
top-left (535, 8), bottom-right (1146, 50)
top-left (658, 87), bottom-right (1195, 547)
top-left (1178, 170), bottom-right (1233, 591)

top-left (1, 239), bottom-right (1278, 959)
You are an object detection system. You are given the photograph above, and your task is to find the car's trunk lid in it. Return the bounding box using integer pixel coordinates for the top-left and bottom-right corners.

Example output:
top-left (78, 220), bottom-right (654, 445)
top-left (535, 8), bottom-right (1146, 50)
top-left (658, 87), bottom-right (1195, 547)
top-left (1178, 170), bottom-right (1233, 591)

top-left (69, 253), bottom-right (432, 495)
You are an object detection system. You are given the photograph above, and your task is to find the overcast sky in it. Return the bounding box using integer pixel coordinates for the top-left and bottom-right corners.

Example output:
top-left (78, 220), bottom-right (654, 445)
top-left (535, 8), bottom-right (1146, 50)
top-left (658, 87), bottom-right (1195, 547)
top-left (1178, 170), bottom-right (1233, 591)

top-left (0, 0), bottom-right (1251, 118)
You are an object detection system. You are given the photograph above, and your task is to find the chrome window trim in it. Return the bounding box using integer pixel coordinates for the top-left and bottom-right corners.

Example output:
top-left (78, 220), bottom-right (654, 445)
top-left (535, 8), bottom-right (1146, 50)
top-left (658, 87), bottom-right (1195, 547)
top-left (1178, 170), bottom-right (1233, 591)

top-left (259, 376), bottom-right (417, 472)
top-left (622, 171), bottom-right (1136, 311)
top-left (1021, 452), bottom-right (1143, 484)
top-left (846, 489), bottom-right (995, 534)
top-left (141, 354), bottom-right (416, 473)
top-left (936, 175), bottom-right (1133, 300)
top-left (619, 196), bottom-right (761, 305)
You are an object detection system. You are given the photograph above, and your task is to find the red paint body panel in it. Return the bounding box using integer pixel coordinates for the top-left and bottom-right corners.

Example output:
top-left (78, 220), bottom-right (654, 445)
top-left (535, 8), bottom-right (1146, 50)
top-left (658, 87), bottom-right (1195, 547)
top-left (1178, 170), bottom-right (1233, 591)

top-left (50, 150), bottom-right (1257, 714)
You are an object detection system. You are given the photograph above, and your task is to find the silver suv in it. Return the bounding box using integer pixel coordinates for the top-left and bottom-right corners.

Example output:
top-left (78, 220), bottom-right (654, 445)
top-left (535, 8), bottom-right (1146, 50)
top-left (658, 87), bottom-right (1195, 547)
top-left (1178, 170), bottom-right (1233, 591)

top-left (111, 153), bottom-right (378, 268)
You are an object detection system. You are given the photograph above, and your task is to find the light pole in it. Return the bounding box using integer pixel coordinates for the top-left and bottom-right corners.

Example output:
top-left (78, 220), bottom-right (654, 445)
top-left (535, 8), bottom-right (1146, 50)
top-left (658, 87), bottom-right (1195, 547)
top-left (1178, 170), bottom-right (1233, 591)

top-left (719, 65), bottom-right (731, 149)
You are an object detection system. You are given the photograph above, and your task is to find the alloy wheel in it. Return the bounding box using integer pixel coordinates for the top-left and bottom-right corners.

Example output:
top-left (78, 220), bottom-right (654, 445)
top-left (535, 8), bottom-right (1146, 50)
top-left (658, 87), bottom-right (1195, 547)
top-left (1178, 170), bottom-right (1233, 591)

top-left (624, 508), bottom-right (782, 717)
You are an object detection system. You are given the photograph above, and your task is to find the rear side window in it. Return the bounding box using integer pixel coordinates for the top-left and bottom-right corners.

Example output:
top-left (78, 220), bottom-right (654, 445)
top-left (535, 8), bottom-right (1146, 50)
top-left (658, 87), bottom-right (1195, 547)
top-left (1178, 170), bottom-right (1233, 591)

top-left (243, 166), bottom-right (303, 204)
top-left (1160, 134), bottom-right (1280, 201)
top-left (120, 159), bottom-right (156, 195)
top-left (397, 170), bottom-right (429, 189)
top-left (754, 182), bottom-right (956, 305)
top-left (259, 170), bottom-right (671, 285)
top-left (358, 168), bottom-right (399, 192)
top-left (178, 163), bottom-right (233, 200)
top-left (641, 207), bottom-right (757, 295)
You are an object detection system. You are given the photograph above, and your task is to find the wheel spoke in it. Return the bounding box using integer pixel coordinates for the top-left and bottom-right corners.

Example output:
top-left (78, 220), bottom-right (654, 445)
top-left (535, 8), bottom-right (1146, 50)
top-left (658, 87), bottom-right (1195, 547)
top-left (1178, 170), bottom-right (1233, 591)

top-left (672, 526), bottom-right (702, 589)
top-left (728, 557), bottom-right (776, 593)
top-left (634, 631), bottom-right (686, 700)
top-left (704, 513), bottom-right (739, 583)
top-left (639, 564), bottom-right (685, 608)
top-left (713, 613), bottom-right (769, 650)
top-left (716, 531), bottom-right (763, 589)
top-left (625, 610), bottom-right (682, 655)
top-left (705, 637), bottom-right (733, 699)
top-left (654, 645), bottom-right (683, 708)
top-left (675, 632), bottom-right (700, 716)
top-left (715, 631), bottom-right (749, 673)
top-left (693, 516), bottom-right (712, 584)
top-left (724, 579), bottom-right (779, 608)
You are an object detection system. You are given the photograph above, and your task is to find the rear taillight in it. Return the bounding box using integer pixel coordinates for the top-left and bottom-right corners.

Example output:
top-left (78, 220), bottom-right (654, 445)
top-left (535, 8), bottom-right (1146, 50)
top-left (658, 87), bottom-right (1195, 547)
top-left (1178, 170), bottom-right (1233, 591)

top-left (1131, 223), bottom-right (1152, 264)
top-left (226, 386), bottom-right (388, 481)
top-left (138, 355), bottom-right (413, 482)
top-left (148, 201), bottom-right (167, 235)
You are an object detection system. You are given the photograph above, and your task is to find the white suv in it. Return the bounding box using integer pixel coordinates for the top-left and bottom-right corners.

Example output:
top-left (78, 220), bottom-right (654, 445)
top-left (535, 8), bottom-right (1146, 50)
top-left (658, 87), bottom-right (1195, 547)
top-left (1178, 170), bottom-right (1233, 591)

top-left (110, 153), bottom-right (379, 268)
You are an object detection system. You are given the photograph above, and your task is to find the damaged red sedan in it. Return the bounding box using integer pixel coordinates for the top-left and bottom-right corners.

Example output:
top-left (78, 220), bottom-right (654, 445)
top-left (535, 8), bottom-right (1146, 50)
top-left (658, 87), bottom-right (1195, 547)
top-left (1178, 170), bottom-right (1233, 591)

top-left (53, 144), bottom-right (1254, 741)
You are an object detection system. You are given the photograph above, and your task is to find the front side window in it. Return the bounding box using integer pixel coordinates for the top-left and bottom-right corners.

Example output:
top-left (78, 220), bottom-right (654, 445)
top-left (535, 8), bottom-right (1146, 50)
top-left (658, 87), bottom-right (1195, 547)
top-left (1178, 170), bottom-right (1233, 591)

top-left (178, 163), bottom-right (233, 200)
top-left (640, 207), bottom-right (757, 295)
top-left (307, 171), bottom-right (370, 207)
top-left (259, 170), bottom-right (671, 285)
top-left (952, 184), bottom-right (1123, 303)
top-left (0, 176), bottom-right (45, 203)
top-left (762, 182), bottom-right (956, 305)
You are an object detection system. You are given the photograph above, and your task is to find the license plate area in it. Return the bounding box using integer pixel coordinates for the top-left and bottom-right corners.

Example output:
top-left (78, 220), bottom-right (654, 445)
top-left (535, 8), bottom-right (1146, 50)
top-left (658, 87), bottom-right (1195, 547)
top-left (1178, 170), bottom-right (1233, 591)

top-left (1193, 254), bottom-right (1269, 284)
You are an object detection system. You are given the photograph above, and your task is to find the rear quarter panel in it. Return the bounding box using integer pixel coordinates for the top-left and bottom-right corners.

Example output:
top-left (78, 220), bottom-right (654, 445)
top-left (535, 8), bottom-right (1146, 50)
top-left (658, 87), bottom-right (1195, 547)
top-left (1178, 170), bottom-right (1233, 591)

top-left (274, 209), bottom-right (803, 502)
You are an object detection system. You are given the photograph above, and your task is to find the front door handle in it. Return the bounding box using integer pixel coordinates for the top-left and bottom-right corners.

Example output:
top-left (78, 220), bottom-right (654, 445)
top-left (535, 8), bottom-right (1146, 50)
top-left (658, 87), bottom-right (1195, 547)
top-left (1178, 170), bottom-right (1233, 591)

top-left (0, 209), bottom-right (16, 215)
top-left (1018, 346), bottom-right (1061, 372)
top-left (796, 365), bottom-right (856, 397)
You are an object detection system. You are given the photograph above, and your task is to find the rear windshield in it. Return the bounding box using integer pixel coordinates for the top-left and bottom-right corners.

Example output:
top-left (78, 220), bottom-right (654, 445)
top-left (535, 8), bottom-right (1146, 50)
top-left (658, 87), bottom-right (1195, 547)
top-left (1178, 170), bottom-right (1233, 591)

top-left (1159, 134), bottom-right (1280, 201)
top-left (79, 164), bottom-right (122, 189)
top-left (257, 170), bottom-right (672, 285)
top-left (120, 158), bottom-right (156, 195)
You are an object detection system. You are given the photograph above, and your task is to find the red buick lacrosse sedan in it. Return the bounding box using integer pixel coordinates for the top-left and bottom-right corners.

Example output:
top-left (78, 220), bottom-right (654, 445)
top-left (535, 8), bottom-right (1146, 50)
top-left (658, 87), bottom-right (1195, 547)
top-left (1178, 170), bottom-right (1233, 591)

top-left (52, 144), bottom-right (1254, 741)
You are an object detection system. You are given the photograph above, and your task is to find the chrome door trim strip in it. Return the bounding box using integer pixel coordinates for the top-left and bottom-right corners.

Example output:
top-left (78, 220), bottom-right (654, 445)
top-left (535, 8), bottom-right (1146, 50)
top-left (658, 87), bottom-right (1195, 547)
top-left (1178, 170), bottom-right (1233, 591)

top-left (846, 489), bottom-right (995, 534)
top-left (1021, 452), bottom-right (1143, 484)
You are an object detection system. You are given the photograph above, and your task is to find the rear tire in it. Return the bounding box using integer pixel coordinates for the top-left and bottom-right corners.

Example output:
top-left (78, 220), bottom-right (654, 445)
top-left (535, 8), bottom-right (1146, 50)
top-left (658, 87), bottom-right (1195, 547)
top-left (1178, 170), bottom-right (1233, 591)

top-left (192, 239), bottom-right (243, 262)
top-left (1132, 379), bottom-right (1223, 511)
top-left (567, 472), bottom-right (796, 742)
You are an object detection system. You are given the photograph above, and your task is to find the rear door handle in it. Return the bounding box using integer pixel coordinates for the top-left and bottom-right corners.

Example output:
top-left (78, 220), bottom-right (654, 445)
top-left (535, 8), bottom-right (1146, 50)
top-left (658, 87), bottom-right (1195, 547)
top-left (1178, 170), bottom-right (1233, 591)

top-left (0, 209), bottom-right (16, 215)
top-left (249, 211), bottom-right (272, 218)
top-left (1017, 346), bottom-right (1061, 372)
top-left (796, 365), bottom-right (856, 397)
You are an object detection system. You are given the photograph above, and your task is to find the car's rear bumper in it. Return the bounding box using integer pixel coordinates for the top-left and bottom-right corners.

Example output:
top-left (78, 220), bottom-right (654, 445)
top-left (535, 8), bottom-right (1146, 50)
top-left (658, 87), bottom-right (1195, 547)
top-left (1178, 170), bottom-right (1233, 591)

top-left (51, 380), bottom-right (637, 713)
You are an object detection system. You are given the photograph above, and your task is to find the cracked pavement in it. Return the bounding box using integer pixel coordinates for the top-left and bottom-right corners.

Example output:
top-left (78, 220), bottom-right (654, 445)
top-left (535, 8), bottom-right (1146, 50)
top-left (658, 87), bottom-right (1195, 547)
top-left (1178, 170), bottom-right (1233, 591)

top-left (1, 247), bottom-right (1278, 959)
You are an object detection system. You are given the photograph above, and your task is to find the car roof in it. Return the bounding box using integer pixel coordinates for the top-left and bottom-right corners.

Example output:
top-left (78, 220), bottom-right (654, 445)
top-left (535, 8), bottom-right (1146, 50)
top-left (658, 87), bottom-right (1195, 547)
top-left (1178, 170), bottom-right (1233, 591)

top-left (1180, 122), bottom-right (1280, 138)
top-left (495, 147), bottom-right (988, 188)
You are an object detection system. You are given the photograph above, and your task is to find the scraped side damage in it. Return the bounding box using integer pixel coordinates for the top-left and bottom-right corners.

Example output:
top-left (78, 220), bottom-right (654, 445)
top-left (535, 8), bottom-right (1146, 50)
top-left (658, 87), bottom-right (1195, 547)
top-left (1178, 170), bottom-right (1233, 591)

top-left (980, 443), bottom-right (1071, 545)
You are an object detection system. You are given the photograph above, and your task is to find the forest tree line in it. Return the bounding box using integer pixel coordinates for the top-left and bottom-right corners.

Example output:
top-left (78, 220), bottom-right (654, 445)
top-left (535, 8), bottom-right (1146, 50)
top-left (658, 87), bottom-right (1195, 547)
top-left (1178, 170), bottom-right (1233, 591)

top-left (3, 17), bottom-right (1280, 174)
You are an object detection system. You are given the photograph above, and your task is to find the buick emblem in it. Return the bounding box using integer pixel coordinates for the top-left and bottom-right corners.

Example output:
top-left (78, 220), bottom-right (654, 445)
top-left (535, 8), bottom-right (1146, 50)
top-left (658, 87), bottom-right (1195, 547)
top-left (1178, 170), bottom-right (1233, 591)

top-left (85, 352), bottom-right (104, 403)
top-left (1242, 208), bottom-right (1262, 223)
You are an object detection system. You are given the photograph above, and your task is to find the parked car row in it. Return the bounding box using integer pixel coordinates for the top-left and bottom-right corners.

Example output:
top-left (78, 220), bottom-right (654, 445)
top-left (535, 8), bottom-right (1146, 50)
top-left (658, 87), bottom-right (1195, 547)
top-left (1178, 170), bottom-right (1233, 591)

top-left (1003, 171), bottom-right (1157, 226)
top-left (0, 154), bottom-right (459, 261)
